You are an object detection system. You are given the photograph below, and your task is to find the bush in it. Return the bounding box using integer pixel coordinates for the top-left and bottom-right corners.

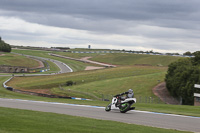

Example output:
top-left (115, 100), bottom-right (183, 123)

top-left (0, 38), bottom-right (11, 52)
top-left (66, 81), bottom-right (74, 86)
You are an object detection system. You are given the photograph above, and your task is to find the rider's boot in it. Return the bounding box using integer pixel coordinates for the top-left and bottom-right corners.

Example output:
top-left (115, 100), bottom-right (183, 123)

top-left (129, 107), bottom-right (135, 110)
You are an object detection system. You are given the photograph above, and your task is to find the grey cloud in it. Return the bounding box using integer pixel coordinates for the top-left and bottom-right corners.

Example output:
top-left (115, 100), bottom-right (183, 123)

top-left (1, 0), bottom-right (200, 53)
top-left (1, 0), bottom-right (200, 24)
top-left (1, 0), bottom-right (200, 36)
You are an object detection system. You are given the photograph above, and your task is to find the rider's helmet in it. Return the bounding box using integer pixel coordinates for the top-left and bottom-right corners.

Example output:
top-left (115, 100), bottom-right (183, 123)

top-left (128, 89), bottom-right (133, 94)
top-left (127, 89), bottom-right (134, 98)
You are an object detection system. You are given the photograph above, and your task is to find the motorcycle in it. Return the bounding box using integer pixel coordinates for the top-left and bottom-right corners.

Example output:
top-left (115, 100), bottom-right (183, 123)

top-left (105, 94), bottom-right (136, 113)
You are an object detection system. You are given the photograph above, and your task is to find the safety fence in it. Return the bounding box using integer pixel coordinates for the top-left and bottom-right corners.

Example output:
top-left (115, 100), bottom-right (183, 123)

top-left (100, 94), bottom-right (181, 105)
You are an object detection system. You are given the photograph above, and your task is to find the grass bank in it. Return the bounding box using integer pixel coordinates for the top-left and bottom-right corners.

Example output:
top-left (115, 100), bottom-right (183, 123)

top-left (7, 66), bottom-right (167, 96)
top-left (1, 76), bottom-right (200, 117)
top-left (54, 52), bottom-right (181, 66)
top-left (0, 52), bottom-right (39, 68)
top-left (51, 72), bottom-right (166, 99)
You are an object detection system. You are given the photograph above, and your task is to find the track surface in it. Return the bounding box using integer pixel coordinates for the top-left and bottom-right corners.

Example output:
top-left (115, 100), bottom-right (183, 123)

top-left (0, 54), bottom-right (72, 77)
top-left (23, 54), bottom-right (73, 74)
top-left (0, 98), bottom-right (200, 132)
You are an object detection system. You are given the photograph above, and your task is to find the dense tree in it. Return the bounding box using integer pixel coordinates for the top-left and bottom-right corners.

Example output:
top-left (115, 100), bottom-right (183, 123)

top-left (191, 51), bottom-right (200, 65)
top-left (0, 37), bottom-right (11, 52)
top-left (165, 52), bottom-right (200, 105)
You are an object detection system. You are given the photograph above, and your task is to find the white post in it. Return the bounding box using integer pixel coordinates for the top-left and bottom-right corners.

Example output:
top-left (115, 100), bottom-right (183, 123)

top-left (194, 84), bottom-right (200, 106)
top-left (194, 84), bottom-right (200, 88)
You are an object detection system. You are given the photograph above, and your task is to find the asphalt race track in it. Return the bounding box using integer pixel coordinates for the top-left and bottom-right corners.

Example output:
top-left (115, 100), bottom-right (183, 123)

top-left (0, 98), bottom-right (200, 132)
top-left (0, 53), bottom-right (72, 77)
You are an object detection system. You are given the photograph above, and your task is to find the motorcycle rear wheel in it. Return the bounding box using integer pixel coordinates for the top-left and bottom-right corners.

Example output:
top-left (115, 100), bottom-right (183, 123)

top-left (120, 103), bottom-right (130, 113)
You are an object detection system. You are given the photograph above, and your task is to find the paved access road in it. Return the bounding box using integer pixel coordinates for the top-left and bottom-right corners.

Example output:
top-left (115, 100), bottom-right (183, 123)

top-left (0, 98), bottom-right (200, 132)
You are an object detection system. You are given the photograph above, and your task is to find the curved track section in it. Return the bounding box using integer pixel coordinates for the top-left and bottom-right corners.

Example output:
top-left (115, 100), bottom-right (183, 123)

top-left (22, 54), bottom-right (73, 73)
top-left (0, 98), bottom-right (199, 132)
top-left (0, 53), bottom-right (72, 77)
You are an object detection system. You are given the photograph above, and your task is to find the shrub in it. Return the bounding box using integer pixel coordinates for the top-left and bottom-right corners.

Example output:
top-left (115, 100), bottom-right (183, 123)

top-left (66, 81), bottom-right (74, 86)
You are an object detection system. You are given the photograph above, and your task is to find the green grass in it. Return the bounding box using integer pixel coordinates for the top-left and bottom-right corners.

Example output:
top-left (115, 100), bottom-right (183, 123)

top-left (53, 52), bottom-right (181, 66)
top-left (91, 53), bottom-right (181, 66)
top-left (0, 76), bottom-right (45, 99)
top-left (12, 49), bottom-right (181, 71)
top-left (7, 66), bottom-right (167, 92)
top-left (0, 107), bottom-right (190, 133)
top-left (0, 52), bottom-right (39, 68)
top-left (46, 60), bottom-right (60, 72)
top-left (136, 103), bottom-right (200, 117)
top-left (12, 49), bottom-right (94, 71)
top-left (51, 72), bottom-right (165, 99)
top-left (0, 76), bottom-right (106, 105)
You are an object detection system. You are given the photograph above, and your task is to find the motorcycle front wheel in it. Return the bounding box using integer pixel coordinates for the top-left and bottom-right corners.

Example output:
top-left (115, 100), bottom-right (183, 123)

top-left (120, 103), bottom-right (130, 113)
top-left (105, 104), bottom-right (111, 111)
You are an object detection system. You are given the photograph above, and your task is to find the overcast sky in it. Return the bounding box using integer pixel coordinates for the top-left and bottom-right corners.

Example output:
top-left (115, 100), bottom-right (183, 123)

top-left (0, 0), bottom-right (200, 53)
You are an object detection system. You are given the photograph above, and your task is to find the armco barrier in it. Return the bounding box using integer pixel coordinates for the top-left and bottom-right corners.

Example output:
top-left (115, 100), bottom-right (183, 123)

top-left (71, 97), bottom-right (91, 101)
top-left (2, 77), bottom-right (91, 100)
top-left (13, 89), bottom-right (72, 99)
top-left (3, 77), bottom-right (13, 89)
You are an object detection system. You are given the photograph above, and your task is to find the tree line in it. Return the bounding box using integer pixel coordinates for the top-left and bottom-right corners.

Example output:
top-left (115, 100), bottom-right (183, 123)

top-left (165, 51), bottom-right (200, 105)
top-left (0, 37), bottom-right (11, 52)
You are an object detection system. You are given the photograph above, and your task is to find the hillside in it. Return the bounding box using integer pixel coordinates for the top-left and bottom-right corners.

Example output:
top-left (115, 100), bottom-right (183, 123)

top-left (0, 53), bottom-right (40, 68)
top-left (52, 52), bottom-right (181, 67)
top-left (5, 48), bottom-right (182, 99)
top-left (2, 49), bottom-right (200, 118)
top-left (7, 66), bottom-right (167, 100)
top-left (12, 49), bottom-right (181, 71)
top-left (12, 49), bottom-right (98, 72)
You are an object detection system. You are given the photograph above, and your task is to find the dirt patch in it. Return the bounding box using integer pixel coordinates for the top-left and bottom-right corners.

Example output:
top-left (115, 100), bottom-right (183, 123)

top-left (0, 54), bottom-right (5, 56)
top-left (80, 57), bottom-right (92, 60)
top-left (153, 82), bottom-right (180, 105)
top-left (81, 56), bottom-right (115, 70)
top-left (51, 54), bottom-right (116, 67)
top-left (85, 66), bottom-right (105, 70)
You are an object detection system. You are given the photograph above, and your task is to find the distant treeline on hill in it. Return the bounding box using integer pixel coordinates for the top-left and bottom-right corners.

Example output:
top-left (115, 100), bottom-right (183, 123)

top-left (11, 45), bottom-right (70, 52)
top-left (0, 37), bottom-right (11, 52)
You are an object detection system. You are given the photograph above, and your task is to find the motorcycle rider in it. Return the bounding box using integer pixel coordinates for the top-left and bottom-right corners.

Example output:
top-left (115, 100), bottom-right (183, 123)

top-left (105, 89), bottom-right (136, 112)
top-left (115, 89), bottom-right (134, 106)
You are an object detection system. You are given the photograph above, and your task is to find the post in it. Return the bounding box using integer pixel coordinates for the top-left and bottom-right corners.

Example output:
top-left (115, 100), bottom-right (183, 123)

top-left (194, 84), bottom-right (200, 106)
top-left (194, 84), bottom-right (200, 89)
top-left (102, 94), bottom-right (104, 101)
